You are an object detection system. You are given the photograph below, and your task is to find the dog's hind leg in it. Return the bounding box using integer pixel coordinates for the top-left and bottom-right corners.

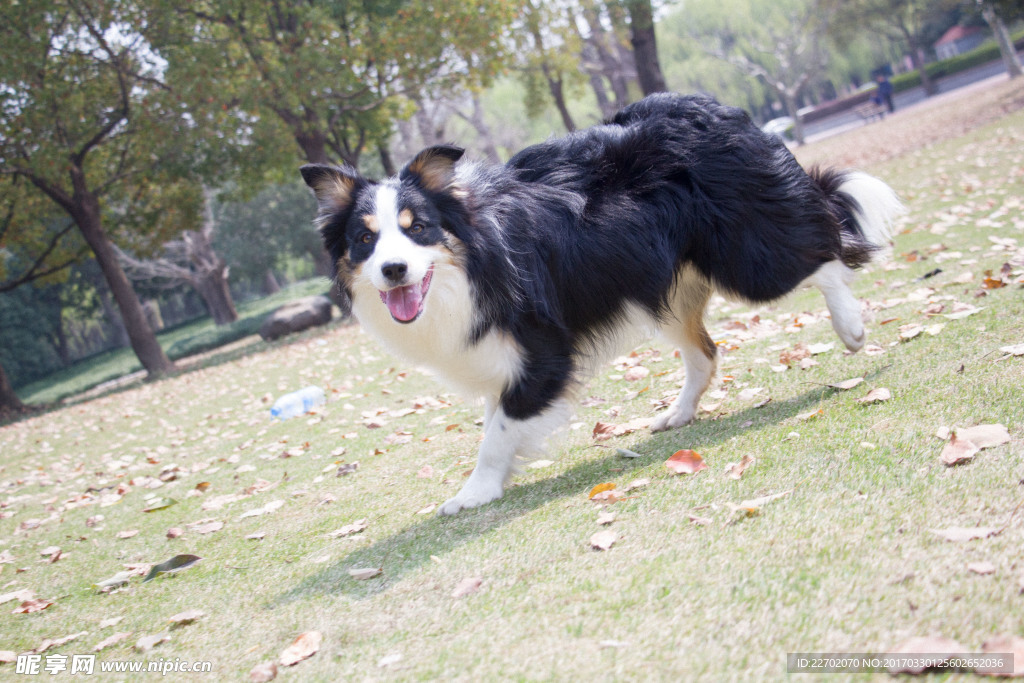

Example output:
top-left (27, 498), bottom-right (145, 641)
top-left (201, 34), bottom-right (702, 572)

top-left (651, 269), bottom-right (718, 433)
top-left (805, 260), bottom-right (866, 352)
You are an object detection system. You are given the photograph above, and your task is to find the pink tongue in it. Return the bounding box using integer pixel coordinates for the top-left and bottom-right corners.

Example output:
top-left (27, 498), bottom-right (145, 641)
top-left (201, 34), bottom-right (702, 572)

top-left (383, 285), bottom-right (423, 321)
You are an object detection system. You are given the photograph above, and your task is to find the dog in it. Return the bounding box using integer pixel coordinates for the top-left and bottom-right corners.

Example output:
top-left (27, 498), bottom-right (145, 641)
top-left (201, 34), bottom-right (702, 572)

top-left (301, 92), bottom-right (902, 515)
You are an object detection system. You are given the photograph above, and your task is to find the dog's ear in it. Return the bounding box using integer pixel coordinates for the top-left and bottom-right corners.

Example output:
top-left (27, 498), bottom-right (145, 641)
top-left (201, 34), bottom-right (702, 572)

top-left (401, 145), bottom-right (465, 194)
top-left (300, 163), bottom-right (364, 215)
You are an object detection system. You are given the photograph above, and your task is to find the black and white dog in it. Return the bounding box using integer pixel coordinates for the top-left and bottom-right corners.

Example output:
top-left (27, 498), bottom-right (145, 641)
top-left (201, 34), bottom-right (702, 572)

top-left (301, 93), bottom-right (901, 515)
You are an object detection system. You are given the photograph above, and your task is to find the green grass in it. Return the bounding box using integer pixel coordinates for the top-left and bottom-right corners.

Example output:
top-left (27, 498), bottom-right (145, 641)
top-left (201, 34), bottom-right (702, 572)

top-left (16, 278), bottom-right (332, 406)
top-left (1, 82), bottom-right (1022, 681)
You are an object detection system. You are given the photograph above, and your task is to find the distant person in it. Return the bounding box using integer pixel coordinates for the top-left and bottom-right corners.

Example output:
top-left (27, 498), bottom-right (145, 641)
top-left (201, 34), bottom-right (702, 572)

top-left (872, 73), bottom-right (895, 113)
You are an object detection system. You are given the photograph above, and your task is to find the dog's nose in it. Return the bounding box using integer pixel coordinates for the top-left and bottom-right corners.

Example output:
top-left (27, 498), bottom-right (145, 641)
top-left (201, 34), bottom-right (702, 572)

top-left (381, 261), bottom-right (408, 283)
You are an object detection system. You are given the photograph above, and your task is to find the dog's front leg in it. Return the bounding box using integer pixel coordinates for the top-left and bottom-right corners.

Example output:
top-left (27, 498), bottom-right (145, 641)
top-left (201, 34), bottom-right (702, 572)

top-left (437, 398), bottom-right (570, 516)
top-left (437, 406), bottom-right (522, 516)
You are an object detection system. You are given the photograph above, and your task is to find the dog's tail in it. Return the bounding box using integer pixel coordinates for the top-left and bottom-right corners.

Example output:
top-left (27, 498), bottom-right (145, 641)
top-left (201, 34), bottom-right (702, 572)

top-left (811, 167), bottom-right (904, 269)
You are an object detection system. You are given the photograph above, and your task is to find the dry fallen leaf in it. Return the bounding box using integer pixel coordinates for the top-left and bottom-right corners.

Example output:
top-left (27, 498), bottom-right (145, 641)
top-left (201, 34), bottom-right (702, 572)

top-left (728, 490), bottom-right (792, 515)
top-left (189, 520), bottom-right (224, 534)
top-left (589, 482), bottom-right (617, 498)
top-left (168, 609), bottom-right (205, 627)
top-left (829, 377), bottom-right (865, 390)
top-left (328, 520), bottom-right (367, 538)
top-left (13, 598), bottom-right (53, 614)
top-left (279, 631), bottom-right (322, 667)
top-left (1000, 343), bottom-right (1024, 357)
top-left (348, 567), bottom-right (382, 581)
top-left (452, 577), bottom-right (483, 598)
top-left (135, 633), bottom-right (169, 652)
top-left (166, 527), bottom-right (184, 539)
top-left (249, 662), bottom-right (278, 682)
top-left (955, 424), bottom-right (1011, 449)
top-left (968, 561), bottom-right (996, 575)
top-left (857, 388), bottom-right (891, 404)
top-left (886, 635), bottom-right (966, 674)
top-left (725, 454), bottom-right (755, 480)
top-left (940, 433), bottom-right (980, 466)
top-left (590, 529), bottom-right (618, 551)
top-left (94, 632), bottom-right (132, 652)
top-left (930, 527), bottom-right (1000, 542)
top-left (979, 634), bottom-right (1024, 677)
top-left (596, 511), bottom-right (616, 525)
top-left (665, 450), bottom-right (707, 475)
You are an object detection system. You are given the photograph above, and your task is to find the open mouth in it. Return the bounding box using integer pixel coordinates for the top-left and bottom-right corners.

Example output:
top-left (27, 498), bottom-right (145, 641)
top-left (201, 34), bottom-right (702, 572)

top-left (379, 266), bottom-right (433, 323)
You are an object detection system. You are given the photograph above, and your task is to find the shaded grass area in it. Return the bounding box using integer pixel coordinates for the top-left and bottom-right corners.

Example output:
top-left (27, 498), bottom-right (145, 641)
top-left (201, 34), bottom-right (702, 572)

top-left (16, 279), bottom-right (332, 407)
top-left (1, 81), bottom-right (1022, 680)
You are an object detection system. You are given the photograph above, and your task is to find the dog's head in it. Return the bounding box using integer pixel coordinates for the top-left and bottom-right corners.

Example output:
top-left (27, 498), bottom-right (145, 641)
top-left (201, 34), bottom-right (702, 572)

top-left (301, 145), bottom-right (467, 325)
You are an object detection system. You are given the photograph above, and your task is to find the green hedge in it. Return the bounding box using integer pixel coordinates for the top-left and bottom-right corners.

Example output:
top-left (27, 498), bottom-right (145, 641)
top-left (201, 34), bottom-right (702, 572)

top-left (892, 31), bottom-right (1024, 92)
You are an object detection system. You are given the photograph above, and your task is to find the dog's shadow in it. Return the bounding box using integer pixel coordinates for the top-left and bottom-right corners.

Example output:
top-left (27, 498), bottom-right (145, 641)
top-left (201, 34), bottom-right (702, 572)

top-left (274, 370), bottom-right (887, 605)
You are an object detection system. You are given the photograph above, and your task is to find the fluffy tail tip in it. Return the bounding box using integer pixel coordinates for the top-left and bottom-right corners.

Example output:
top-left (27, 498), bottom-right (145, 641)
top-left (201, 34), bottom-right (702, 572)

top-left (839, 171), bottom-right (905, 255)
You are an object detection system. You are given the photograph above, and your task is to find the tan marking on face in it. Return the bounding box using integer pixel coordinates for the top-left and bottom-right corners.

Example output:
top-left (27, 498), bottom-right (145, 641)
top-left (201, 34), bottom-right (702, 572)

top-left (362, 214), bottom-right (379, 232)
top-left (398, 209), bottom-right (414, 229)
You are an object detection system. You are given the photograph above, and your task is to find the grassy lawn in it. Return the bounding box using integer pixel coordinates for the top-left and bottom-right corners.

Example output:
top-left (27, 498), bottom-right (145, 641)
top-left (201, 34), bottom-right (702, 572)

top-left (1, 80), bottom-right (1022, 680)
top-left (16, 278), bottom-right (332, 407)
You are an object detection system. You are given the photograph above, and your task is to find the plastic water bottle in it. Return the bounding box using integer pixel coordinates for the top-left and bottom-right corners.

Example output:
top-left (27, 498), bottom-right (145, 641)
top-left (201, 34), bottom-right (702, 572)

top-left (270, 386), bottom-right (326, 420)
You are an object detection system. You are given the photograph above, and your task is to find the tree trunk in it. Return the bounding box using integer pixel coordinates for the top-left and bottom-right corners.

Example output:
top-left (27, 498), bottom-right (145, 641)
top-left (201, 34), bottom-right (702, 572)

top-left (0, 362), bottom-right (24, 413)
top-left (907, 43), bottom-right (937, 96)
top-left (782, 90), bottom-right (806, 145)
top-left (72, 177), bottom-right (174, 377)
top-left (379, 144), bottom-right (397, 176)
top-left (467, 95), bottom-right (502, 164)
top-left (626, 0), bottom-right (667, 95)
top-left (194, 267), bottom-right (238, 325)
top-left (543, 65), bottom-right (577, 132)
top-left (86, 264), bottom-right (131, 349)
top-left (982, 4), bottom-right (1022, 79)
top-left (263, 269), bottom-right (281, 295)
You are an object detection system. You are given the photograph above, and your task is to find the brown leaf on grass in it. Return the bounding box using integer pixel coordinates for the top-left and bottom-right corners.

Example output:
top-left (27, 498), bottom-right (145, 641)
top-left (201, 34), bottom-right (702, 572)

top-left (117, 529), bottom-right (139, 539)
top-left (336, 463), bottom-right (359, 476)
top-left (416, 465), bottom-right (435, 478)
top-left (899, 323), bottom-right (924, 340)
top-left (189, 520), bottom-right (224, 534)
top-left (98, 616), bottom-right (123, 628)
top-left (596, 511), bottom-right (616, 525)
top-left (167, 527), bottom-right (184, 539)
top-left (348, 567), bottom-right (382, 580)
top-left (452, 577), bottom-right (483, 598)
top-left (956, 424), bottom-right (1011, 449)
top-left (665, 450), bottom-right (707, 475)
top-left (34, 631), bottom-right (87, 654)
top-left (725, 454), bottom-right (755, 480)
top-left (979, 634), bottom-right (1024, 677)
top-left (940, 433), bottom-right (980, 466)
top-left (94, 631), bottom-right (132, 652)
top-left (829, 377), bottom-right (865, 390)
top-left (135, 633), bottom-right (169, 652)
top-left (623, 477), bottom-right (650, 492)
top-left (886, 635), bottom-right (966, 674)
top-left (623, 366), bottom-right (650, 381)
top-left (688, 513), bottom-right (712, 526)
top-left (1000, 343), bottom-right (1024, 357)
top-left (857, 388), bottom-right (892, 404)
top-left (930, 526), bottom-right (1001, 542)
top-left (968, 561), bottom-right (996, 575)
top-left (592, 417), bottom-right (653, 441)
top-left (0, 588), bottom-right (34, 604)
top-left (590, 529), bottom-right (618, 551)
top-left (168, 609), bottom-right (205, 627)
top-left (249, 662), bottom-right (279, 682)
top-left (589, 482), bottom-right (617, 499)
top-left (0, 651), bottom-right (15, 663)
top-left (328, 519), bottom-right (367, 538)
top-left (279, 631), bottom-right (322, 666)
top-left (13, 598), bottom-right (53, 614)
top-left (728, 490), bottom-right (792, 516)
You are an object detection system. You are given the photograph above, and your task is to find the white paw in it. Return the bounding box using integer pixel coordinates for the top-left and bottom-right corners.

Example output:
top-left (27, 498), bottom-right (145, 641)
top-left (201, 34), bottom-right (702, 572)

top-left (650, 407), bottom-right (695, 433)
top-left (437, 479), bottom-right (505, 516)
top-left (838, 326), bottom-right (866, 352)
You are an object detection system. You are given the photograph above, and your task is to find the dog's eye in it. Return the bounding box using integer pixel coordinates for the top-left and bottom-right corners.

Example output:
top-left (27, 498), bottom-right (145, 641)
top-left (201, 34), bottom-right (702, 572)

top-left (359, 233), bottom-right (373, 244)
top-left (408, 223), bottom-right (424, 234)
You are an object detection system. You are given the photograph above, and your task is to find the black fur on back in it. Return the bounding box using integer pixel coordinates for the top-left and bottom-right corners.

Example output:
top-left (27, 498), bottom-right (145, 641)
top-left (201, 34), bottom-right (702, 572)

top-left (312, 93), bottom-right (880, 421)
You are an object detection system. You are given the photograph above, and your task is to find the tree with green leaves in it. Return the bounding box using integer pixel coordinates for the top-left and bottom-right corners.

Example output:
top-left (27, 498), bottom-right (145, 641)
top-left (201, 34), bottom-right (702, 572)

top-left (177, 0), bottom-right (519, 170)
top-left (0, 0), bottom-right (211, 380)
top-left (683, 0), bottom-right (836, 144)
top-left (835, 0), bottom-right (962, 96)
